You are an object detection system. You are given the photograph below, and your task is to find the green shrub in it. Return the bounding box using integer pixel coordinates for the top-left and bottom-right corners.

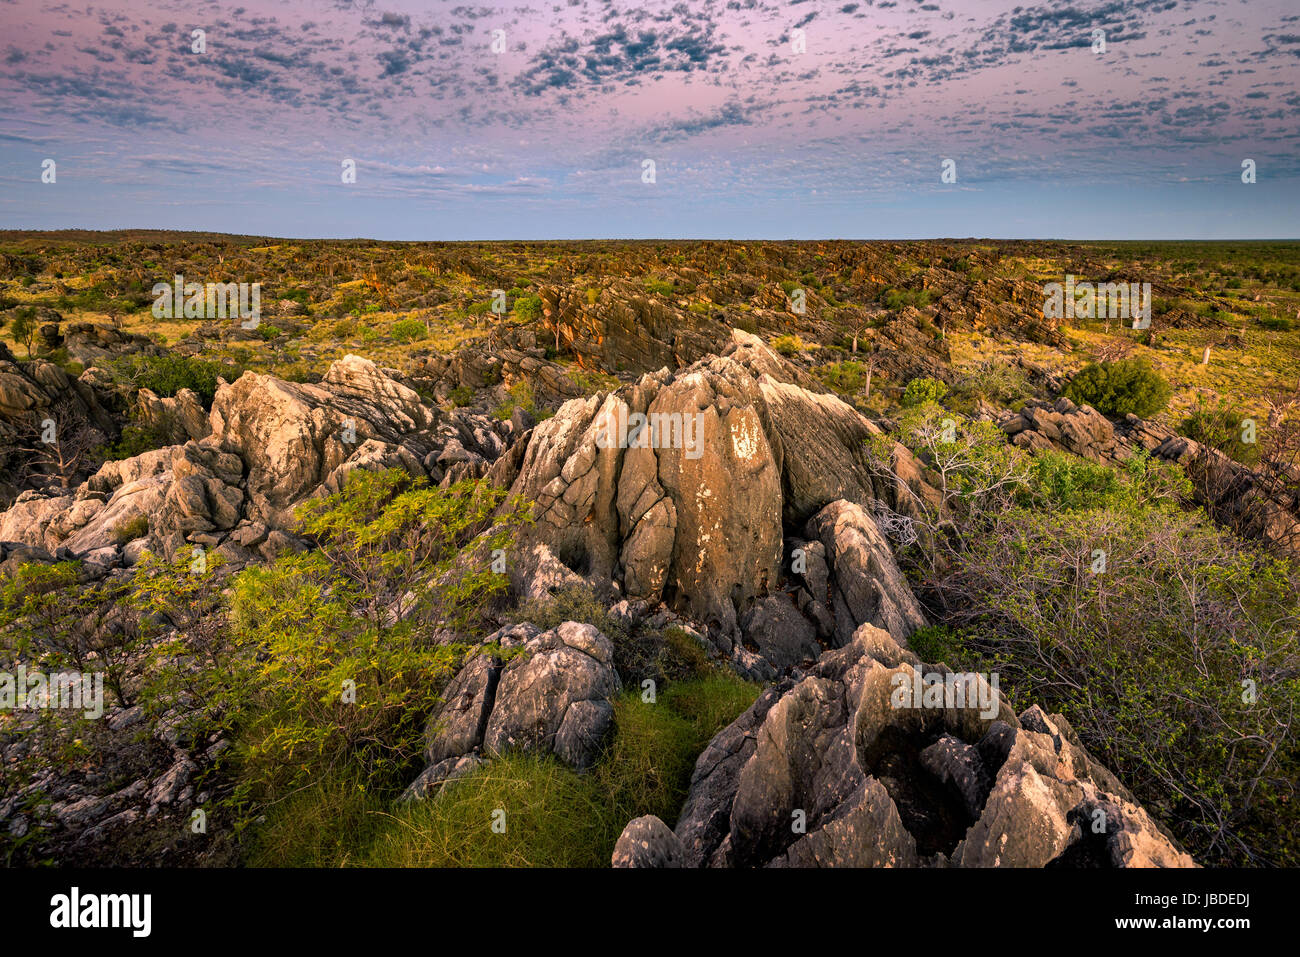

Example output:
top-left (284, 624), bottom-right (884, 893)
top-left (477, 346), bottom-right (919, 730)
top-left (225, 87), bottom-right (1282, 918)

top-left (390, 317), bottom-right (427, 343)
top-left (493, 378), bottom-right (550, 421)
top-left (901, 376), bottom-right (949, 407)
top-left (247, 672), bottom-right (759, 867)
top-left (213, 470), bottom-right (529, 810)
top-left (1179, 402), bottom-right (1263, 466)
top-left (817, 360), bottom-right (866, 395)
top-left (934, 500), bottom-right (1300, 866)
top-left (1063, 358), bottom-right (1171, 418)
top-left (98, 422), bottom-right (170, 461)
top-left (643, 278), bottom-right (675, 296)
top-left (513, 295), bottom-right (543, 322)
top-left (104, 354), bottom-right (228, 404)
top-left (881, 287), bottom-right (932, 311)
top-left (949, 360), bottom-right (1031, 408)
top-left (448, 384), bottom-right (474, 407)
top-left (771, 334), bottom-right (803, 356)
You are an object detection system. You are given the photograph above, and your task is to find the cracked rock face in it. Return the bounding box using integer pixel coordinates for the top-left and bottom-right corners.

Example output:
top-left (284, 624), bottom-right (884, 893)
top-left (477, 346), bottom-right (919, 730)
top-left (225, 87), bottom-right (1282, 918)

top-left (404, 621), bottom-right (622, 800)
top-left (613, 623), bottom-right (1195, 869)
top-left (506, 332), bottom-right (922, 656)
top-left (805, 500), bottom-right (928, 646)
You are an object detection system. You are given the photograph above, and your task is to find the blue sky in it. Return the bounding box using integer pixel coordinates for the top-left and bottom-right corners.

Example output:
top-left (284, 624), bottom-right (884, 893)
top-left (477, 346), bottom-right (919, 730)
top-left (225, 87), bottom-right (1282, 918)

top-left (1, 0), bottom-right (1298, 239)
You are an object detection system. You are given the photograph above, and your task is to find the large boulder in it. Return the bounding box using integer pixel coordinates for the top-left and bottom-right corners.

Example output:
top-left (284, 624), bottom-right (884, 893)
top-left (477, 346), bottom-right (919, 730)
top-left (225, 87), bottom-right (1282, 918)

top-left (404, 621), bottom-right (622, 799)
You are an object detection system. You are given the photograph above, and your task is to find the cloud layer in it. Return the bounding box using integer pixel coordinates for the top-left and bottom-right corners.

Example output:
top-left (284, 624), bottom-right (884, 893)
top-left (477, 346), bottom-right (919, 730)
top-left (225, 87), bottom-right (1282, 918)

top-left (1, 0), bottom-right (1297, 238)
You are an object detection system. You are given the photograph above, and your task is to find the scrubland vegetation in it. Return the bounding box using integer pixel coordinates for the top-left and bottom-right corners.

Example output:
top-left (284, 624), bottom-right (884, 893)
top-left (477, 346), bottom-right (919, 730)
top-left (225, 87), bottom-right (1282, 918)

top-left (2, 234), bottom-right (1297, 868)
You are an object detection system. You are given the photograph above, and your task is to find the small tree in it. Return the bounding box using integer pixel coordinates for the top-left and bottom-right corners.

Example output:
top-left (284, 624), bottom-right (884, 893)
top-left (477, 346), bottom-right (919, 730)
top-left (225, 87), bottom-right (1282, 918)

top-left (10, 306), bottom-right (36, 358)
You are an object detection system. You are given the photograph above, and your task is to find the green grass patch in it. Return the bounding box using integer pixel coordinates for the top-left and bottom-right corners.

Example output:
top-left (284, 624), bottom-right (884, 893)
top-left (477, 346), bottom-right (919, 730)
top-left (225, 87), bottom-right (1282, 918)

top-left (245, 672), bottom-right (759, 867)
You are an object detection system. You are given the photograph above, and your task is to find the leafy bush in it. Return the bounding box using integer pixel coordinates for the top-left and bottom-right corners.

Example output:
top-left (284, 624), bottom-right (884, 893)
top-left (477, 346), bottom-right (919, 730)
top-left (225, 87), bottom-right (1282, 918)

top-left (1180, 402), bottom-right (1263, 466)
top-left (817, 360), bottom-right (866, 395)
top-left (97, 422), bottom-right (170, 461)
top-left (901, 376), bottom-right (949, 407)
top-left (881, 287), bottom-right (932, 311)
top-left (866, 405), bottom-right (1031, 568)
top-left (1063, 358), bottom-right (1171, 418)
top-left (949, 360), bottom-right (1031, 408)
top-left (513, 295), bottom-right (543, 322)
top-left (771, 334), bottom-right (803, 356)
top-left (213, 470), bottom-right (530, 810)
top-left (112, 514), bottom-right (150, 544)
top-left (493, 378), bottom-right (550, 421)
top-left (935, 500), bottom-right (1300, 866)
top-left (448, 384), bottom-right (474, 407)
top-left (104, 354), bottom-right (228, 405)
top-left (390, 317), bottom-right (427, 343)
top-left (643, 278), bottom-right (675, 296)
top-left (0, 560), bottom-right (153, 708)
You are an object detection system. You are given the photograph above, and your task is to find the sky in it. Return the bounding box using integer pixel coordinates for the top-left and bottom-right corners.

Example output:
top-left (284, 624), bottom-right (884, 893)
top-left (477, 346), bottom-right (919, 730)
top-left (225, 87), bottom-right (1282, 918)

top-left (0, 0), bottom-right (1298, 240)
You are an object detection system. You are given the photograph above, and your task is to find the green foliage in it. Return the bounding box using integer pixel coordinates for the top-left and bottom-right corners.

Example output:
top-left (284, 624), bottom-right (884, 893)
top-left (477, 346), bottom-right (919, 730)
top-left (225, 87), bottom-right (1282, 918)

top-left (9, 306), bottom-right (37, 357)
top-left (515, 582), bottom-right (625, 639)
top-left (112, 514), bottom-right (150, 544)
top-left (643, 278), bottom-right (675, 296)
top-left (905, 624), bottom-right (970, 667)
top-left (389, 317), bottom-right (427, 343)
top-left (515, 582), bottom-right (717, 684)
top-left (901, 376), bottom-right (949, 407)
top-left (817, 360), bottom-right (867, 395)
top-left (97, 422), bottom-right (169, 461)
top-left (493, 378), bottom-right (550, 421)
top-left (0, 560), bottom-right (148, 708)
top-left (1063, 358), bottom-right (1171, 418)
top-left (949, 360), bottom-right (1032, 409)
top-left (866, 406), bottom-right (1033, 571)
top-left (936, 501), bottom-right (1300, 866)
top-left (246, 672), bottom-right (759, 867)
top-left (1180, 402), bottom-right (1263, 466)
top-left (448, 384), bottom-right (474, 407)
top-left (1024, 450), bottom-right (1125, 510)
top-left (512, 294), bottom-right (543, 322)
top-left (104, 353), bottom-right (228, 404)
top-left (204, 470), bottom-right (531, 816)
top-left (881, 287), bottom-right (932, 311)
top-left (771, 334), bottom-right (803, 356)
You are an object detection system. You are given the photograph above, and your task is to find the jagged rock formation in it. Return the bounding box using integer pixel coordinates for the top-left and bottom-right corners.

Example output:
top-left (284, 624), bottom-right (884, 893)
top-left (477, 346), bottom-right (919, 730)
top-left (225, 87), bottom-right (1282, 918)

top-left (0, 326), bottom-right (1218, 867)
top-left (539, 279), bottom-right (735, 374)
top-left (0, 348), bottom-right (119, 505)
top-left (48, 321), bottom-right (163, 366)
top-left (404, 621), bottom-right (621, 799)
top-left (613, 622), bottom-right (1195, 869)
top-left (502, 332), bottom-right (929, 668)
top-left (0, 354), bottom-right (516, 569)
